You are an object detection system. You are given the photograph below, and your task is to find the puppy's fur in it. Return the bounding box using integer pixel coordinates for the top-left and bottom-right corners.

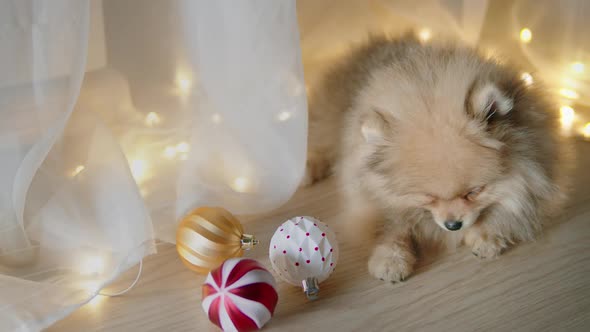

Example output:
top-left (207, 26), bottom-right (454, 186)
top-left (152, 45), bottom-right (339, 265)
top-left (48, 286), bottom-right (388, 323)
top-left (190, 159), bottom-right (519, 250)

top-left (304, 35), bottom-right (570, 282)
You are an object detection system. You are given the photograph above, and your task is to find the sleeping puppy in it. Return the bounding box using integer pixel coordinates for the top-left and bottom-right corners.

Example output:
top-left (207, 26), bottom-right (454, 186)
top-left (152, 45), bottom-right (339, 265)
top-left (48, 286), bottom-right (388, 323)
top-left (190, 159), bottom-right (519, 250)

top-left (304, 34), bottom-right (569, 282)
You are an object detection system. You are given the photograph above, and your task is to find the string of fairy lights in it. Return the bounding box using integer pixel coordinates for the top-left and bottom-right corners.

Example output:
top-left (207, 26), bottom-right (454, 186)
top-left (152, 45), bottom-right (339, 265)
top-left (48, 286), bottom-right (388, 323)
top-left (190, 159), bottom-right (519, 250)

top-left (422, 26), bottom-right (590, 139)
top-left (62, 24), bottom-right (590, 308)
top-left (62, 63), bottom-right (300, 303)
top-left (68, 26), bottom-right (590, 198)
top-left (419, 26), bottom-right (590, 139)
top-left (519, 27), bottom-right (590, 138)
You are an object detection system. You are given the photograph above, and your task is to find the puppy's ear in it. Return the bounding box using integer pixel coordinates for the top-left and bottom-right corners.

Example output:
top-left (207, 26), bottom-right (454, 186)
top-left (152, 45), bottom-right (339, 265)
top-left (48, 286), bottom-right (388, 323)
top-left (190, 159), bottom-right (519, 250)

top-left (469, 82), bottom-right (513, 123)
top-left (361, 109), bottom-right (393, 143)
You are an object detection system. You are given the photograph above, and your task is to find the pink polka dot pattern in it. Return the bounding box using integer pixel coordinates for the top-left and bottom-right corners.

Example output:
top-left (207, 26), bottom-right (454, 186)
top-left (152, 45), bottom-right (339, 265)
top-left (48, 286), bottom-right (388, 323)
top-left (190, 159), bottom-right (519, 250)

top-left (268, 216), bottom-right (339, 289)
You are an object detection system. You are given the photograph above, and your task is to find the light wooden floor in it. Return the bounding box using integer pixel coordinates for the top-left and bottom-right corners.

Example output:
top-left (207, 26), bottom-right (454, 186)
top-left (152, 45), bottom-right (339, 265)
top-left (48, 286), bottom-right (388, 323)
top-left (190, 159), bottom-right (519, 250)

top-left (50, 140), bottom-right (590, 332)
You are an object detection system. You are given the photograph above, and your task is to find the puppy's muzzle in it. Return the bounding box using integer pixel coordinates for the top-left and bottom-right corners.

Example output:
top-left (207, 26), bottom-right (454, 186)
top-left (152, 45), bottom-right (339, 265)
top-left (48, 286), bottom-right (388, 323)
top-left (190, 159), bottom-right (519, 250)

top-left (444, 220), bottom-right (463, 231)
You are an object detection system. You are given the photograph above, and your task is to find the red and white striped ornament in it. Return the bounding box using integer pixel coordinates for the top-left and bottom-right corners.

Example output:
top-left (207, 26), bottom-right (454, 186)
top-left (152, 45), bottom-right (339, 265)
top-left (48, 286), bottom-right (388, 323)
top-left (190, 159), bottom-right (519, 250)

top-left (202, 258), bottom-right (278, 332)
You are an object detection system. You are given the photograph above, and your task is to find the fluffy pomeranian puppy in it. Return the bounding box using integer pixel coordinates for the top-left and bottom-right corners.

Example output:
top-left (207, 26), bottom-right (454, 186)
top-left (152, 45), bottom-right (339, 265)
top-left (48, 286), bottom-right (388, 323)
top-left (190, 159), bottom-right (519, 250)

top-left (304, 34), bottom-right (569, 282)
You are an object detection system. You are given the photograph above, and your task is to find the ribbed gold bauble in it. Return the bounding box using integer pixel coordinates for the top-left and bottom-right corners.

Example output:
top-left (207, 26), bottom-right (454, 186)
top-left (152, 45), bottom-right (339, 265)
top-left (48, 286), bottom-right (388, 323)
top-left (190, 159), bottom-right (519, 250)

top-left (175, 207), bottom-right (258, 274)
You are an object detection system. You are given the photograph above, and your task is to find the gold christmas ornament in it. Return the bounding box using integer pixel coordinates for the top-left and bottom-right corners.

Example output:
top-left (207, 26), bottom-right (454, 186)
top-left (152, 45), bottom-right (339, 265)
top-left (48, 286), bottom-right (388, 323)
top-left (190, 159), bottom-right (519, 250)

top-left (176, 207), bottom-right (258, 274)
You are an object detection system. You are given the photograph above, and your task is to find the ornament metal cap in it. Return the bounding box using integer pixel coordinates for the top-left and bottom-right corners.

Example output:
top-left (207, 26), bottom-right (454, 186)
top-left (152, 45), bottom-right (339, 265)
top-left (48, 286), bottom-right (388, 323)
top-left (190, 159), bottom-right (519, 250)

top-left (240, 234), bottom-right (258, 250)
top-left (302, 277), bottom-right (320, 300)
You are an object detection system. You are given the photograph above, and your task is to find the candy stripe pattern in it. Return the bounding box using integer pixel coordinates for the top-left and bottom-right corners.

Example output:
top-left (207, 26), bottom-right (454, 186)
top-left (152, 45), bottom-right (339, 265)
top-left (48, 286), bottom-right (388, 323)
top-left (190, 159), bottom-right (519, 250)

top-left (202, 258), bottom-right (278, 332)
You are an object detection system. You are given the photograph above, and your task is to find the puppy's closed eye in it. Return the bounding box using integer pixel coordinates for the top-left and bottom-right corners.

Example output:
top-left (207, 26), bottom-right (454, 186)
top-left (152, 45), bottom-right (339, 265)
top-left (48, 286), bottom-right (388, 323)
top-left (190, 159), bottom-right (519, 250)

top-left (395, 193), bottom-right (436, 207)
top-left (464, 186), bottom-right (485, 201)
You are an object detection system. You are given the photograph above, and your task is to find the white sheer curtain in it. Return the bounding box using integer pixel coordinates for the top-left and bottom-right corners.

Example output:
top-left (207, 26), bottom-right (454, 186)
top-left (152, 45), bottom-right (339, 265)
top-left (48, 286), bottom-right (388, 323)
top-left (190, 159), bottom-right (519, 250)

top-left (2, 0), bottom-right (589, 330)
top-left (0, 1), bottom-right (305, 330)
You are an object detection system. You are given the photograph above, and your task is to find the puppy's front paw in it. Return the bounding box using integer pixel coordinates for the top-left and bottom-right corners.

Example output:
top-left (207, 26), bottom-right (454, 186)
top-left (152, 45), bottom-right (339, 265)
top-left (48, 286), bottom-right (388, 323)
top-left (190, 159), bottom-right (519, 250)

top-left (465, 232), bottom-right (507, 260)
top-left (368, 244), bottom-right (415, 282)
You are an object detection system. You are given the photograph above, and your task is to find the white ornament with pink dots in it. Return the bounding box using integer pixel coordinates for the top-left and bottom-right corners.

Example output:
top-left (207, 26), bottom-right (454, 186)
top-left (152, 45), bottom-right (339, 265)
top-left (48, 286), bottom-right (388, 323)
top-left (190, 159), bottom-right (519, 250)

top-left (268, 216), bottom-right (339, 300)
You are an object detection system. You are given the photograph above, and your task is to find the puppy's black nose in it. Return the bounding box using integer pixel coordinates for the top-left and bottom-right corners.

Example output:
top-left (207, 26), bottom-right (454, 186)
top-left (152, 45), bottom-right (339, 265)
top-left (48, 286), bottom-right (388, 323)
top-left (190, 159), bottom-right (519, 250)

top-left (444, 220), bottom-right (463, 231)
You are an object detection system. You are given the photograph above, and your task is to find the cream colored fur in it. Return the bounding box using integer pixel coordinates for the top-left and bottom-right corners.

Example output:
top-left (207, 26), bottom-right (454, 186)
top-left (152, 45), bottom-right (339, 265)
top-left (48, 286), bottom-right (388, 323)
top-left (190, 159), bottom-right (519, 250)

top-left (304, 34), bottom-right (570, 282)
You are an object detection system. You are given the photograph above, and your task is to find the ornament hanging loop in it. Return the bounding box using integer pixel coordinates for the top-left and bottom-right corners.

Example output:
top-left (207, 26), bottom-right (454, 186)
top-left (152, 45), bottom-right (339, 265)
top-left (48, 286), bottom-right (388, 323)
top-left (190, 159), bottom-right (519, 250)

top-left (241, 234), bottom-right (258, 250)
top-left (302, 277), bottom-right (320, 301)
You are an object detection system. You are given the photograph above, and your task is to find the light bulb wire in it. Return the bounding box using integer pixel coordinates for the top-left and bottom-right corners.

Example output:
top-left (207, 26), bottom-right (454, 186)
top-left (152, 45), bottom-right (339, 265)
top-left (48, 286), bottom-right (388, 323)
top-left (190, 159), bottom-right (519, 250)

top-left (97, 258), bottom-right (143, 297)
top-left (93, 241), bottom-right (168, 298)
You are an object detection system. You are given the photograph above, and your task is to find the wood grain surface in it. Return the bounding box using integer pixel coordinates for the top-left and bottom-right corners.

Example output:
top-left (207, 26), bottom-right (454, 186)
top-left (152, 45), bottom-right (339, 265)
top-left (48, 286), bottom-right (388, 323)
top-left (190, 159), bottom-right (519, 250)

top-left (49, 141), bottom-right (590, 332)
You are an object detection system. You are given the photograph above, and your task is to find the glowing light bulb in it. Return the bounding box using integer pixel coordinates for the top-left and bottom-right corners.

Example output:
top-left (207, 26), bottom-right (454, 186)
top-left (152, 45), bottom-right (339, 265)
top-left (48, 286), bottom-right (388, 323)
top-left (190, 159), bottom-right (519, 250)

top-left (130, 159), bottom-right (148, 183)
top-left (178, 78), bottom-right (191, 91)
top-left (79, 255), bottom-right (105, 276)
top-left (87, 294), bottom-right (106, 307)
top-left (571, 62), bottom-right (585, 74)
top-left (418, 28), bottom-right (432, 42)
top-left (176, 142), bottom-right (190, 153)
top-left (163, 146), bottom-right (177, 159)
top-left (176, 71), bottom-right (192, 96)
top-left (583, 123), bottom-right (590, 138)
top-left (211, 113), bottom-right (222, 124)
top-left (520, 28), bottom-right (532, 43)
top-left (145, 112), bottom-right (161, 127)
top-left (71, 165), bottom-right (85, 177)
top-left (560, 106), bottom-right (575, 128)
top-left (231, 177), bottom-right (250, 193)
top-left (521, 72), bottom-right (534, 86)
top-left (559, 88), bottom-right (579, 100)
top-left (277, 111), bottom-right (292, 122)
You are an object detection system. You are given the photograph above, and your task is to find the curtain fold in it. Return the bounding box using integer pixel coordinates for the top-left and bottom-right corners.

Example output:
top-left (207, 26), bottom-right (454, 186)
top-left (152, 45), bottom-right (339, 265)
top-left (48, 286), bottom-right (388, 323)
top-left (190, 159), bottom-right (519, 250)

top-left (1, 1), bottom-right (306, 330)
top-left (2, 0), bottom-right (589, 330)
